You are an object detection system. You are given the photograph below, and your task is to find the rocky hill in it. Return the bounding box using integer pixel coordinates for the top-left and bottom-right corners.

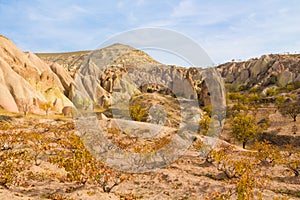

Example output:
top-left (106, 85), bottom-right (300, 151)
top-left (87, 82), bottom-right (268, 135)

top-left (36, 43), bottom-right (160, 72)
top-left (0, 35), bottom-right (73, 114)
top-left (38, 46), bottom-right (300, 94)
top-left (218, 54), bottom-right (300, 92)
top-left (70, 43), bottom-right (223, 114)
top-left (37, 44), bottom-right (300, 103)
top-left (36, 50), bottom-right (90, 72)
top-left (1, 34), bottom-right (300, 115)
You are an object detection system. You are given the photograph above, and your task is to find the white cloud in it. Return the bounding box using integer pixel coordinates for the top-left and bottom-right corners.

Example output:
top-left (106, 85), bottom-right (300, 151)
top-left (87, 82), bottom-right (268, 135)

top-left (172, 0), bottom-right (198, 17)
top-left (26, 3), bottom-right (91, 22)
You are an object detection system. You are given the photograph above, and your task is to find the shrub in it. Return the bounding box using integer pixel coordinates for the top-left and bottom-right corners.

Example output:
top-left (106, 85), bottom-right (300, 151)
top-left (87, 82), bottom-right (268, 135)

top-left (0, 115), bottom-right (12, 122)
top-left (275, 96), bottom-right (286, 109)
top-left (253, 141), bottom-right (282, 166)
top-left (147, 88), bottom-right (153, 93)
top-left (286, 84), bottom-right (295, 91)
top-left (27, 131), bottom-right (50, 166)
top-left (48, 131), bottom-right (128, 192)
top-left (208, 147), bottom-right (265, 199)
top-left (266, 88), bottom-right (279, 96)
top-left (249, 87), bottom-right (259, 93)
top-left (248, 93), bottom-right (261, 103)
top-left (0, 150), bottom-right (30, 188)
top-left (129, 104), bottom-right (146, 121)
top-left (199, 115), bottom-right (211, 135)
top-left (281, 144), bottom-right (300, 177)
top-left (202, 105), bottom-right (212, 117)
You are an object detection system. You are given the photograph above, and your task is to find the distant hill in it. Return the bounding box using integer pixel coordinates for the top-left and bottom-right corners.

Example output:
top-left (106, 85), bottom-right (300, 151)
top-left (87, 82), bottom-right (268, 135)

top-left (36, 43), bottom-right (160, 72)
top-left (36, 50), bottom-right (90, 72)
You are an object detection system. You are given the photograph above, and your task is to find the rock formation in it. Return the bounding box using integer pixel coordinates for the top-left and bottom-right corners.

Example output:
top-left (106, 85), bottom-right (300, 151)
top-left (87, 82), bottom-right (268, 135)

top-left (71, 43), bottom-right (217, 110)
top-left (62, 106), bottom-right (73, 116)
top-left (1, 33), bottom-right (299, 115)
top-left (217, 54), bottom-right (300, 90)
top-left (0, 35), bottom-right (73, 114)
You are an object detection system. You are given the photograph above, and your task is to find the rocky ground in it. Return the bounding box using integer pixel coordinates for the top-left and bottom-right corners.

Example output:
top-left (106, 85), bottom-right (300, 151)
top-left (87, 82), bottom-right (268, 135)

top-left (0, 106), bottom-right (299, 200)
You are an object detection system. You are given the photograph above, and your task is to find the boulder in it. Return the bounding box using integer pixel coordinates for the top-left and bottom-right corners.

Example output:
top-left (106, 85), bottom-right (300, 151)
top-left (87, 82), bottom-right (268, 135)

top-left (62, 106), bottom-right (73, 116)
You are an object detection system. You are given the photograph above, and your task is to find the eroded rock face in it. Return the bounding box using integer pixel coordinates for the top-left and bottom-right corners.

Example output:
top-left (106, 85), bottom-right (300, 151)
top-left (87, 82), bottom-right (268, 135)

top-left (72, 44), bottom-right (215, 109)
top-left (0, 35), bottom-right (73, 114)
top-left (2, 33), bottom-right (299, 115)
top-left (217, 54), bottom-right (300, 89)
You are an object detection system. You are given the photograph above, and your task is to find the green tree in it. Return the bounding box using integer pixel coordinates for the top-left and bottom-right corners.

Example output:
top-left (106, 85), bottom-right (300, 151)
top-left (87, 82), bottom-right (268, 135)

top-left (279, 100), bottom-right (300, 122)
top-left (231, 114), bottom-right (260, 149)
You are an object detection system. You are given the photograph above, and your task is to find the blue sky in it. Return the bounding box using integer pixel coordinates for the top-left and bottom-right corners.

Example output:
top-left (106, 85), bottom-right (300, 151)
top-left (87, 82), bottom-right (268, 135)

top-left (1, 0), bottom-right (300, 66)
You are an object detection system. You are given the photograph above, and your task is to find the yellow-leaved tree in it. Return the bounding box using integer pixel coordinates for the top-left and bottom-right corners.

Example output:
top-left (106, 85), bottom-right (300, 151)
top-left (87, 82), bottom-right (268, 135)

top-left (231, 114), bottom-right (260, 149)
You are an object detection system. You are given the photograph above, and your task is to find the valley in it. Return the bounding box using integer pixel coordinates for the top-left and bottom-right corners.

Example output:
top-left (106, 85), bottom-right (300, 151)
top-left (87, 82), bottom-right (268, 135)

top-left (0, 34), bottom-right (299, 199)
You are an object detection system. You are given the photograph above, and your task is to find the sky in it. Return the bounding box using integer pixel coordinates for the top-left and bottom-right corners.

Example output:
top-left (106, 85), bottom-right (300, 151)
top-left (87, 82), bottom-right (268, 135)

top-left (1, 0), bottom-right (300, 66)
